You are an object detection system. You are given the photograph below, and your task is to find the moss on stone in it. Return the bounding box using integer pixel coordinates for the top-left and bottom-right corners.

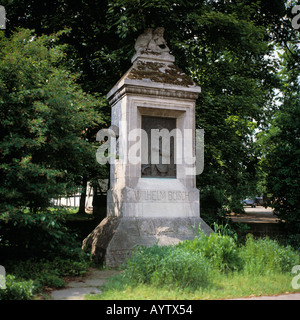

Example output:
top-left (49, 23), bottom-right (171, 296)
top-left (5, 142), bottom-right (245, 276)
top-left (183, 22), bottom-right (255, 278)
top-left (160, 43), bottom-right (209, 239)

top-left (127, 60), bottom-right (195, 87)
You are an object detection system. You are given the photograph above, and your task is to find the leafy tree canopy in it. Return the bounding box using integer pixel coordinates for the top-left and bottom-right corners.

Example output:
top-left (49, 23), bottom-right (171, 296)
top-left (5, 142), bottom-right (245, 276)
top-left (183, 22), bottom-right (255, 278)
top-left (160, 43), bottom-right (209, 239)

top-left (0, 29), bottom-right (103, 214)
top-left (257, 40), bottom-right (300, 231)
top-left (1, 0), bottom-right (298, 220)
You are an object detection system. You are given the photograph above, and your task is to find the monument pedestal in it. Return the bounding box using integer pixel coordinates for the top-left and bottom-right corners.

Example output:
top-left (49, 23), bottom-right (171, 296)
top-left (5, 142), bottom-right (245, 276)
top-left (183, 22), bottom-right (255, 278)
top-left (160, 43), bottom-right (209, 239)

top-left (83, 216), bottom-right (212, 268)
top-left (82, 28), bottom-right (212, 267)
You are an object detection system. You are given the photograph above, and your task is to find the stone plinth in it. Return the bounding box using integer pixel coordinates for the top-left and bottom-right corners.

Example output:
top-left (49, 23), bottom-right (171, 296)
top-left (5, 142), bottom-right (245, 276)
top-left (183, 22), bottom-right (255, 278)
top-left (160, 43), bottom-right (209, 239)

top-left (82, 216), bottom-right (212, 268)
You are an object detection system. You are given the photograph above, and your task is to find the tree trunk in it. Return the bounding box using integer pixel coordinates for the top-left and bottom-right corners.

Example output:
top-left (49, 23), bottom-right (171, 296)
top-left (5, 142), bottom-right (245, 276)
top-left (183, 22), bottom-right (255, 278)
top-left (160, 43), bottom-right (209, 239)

top-left (78, 177), bottom-right (87, 214)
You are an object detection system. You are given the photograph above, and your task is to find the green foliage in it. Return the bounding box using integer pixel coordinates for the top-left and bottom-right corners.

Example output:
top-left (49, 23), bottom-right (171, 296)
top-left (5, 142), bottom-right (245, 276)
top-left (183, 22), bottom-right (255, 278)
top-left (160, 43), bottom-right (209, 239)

top-left (0, 209), bottom-right (83, 258)
top-left (239, 234), bottom-right (300, 275)
top-left (6, 256), bottom-right (89, 281)
top-left (123, 245), bottom-right (172, 285)
top-left (121, 228), bottom-right (300, 291)
top-left (257, 41), bottom-right (300, 232)
top-left (0, 29), bottom-right (102, 214)
top-left (283, 233), bottom-right (300, 252)
top-left (151, 248), bottom-right (209, 289)
top-left (96, 271), bottom-right (298, 300)
top-left (178, 230), bottom-right (241, 272)
top-left (37, 273), bottom-right (66, 289)
top-left (123, 244), bottom-right (209, 290)
top-left (2, 254), bottom-right (91, 299)
top-left (0, 275), bottom-right (35, 300)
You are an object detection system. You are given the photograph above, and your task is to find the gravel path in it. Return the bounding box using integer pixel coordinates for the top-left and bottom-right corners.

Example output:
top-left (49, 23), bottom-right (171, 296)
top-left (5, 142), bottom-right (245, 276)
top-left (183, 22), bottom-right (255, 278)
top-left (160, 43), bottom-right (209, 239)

top-left (49, 268), bottom-right (120, 300)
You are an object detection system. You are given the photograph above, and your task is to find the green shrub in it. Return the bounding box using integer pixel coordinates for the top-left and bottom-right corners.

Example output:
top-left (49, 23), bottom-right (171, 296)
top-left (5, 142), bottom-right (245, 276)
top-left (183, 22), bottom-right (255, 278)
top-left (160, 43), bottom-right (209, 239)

top-left (4, 255), bottom-right (90, 295)
top-left (0, 275), bottom-right (35, 300)
top-left (118, 232), bottom-right (300, 293)
top-left (123, 244), bottom-right (171, 284)
top-left (49, 257), bottom-right (90, 277)
top-left (282, 233), bottom-right (300, 252)
top-left (151, 248), bottom-right (209, 289)
top-left (123, 230), bottom-right (243, 290)
top-left (178, 232), bottom-right (241, 272)
top-left (37, 273), bottom-right (66, 289)
top-left (123, 244), bottom-right (209, 290)
top-left (239, 234), bottom-right (300, 275)
top-left (0, 209), bottom-right (82, 259)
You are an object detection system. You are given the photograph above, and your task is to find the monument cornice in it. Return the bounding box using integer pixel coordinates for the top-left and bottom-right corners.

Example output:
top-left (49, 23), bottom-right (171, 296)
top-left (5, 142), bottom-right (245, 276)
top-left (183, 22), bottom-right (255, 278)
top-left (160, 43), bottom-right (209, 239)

top-left (107, 81), bottom-right (201, 106)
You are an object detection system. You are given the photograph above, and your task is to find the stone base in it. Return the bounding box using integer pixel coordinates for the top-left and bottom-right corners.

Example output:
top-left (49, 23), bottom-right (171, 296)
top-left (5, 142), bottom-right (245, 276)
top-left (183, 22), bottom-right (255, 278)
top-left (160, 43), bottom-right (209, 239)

top-left (82, 216), bottom-right (213, 268)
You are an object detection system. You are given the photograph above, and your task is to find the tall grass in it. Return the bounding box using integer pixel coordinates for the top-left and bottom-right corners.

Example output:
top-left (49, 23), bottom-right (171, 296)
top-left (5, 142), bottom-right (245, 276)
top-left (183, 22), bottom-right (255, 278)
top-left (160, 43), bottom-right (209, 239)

top-left (239, 234), bottom-right (299, 275)
top-left (123, 245), bottom-right (210, 289)
top-left (115, 225), bottom-right (300, 295)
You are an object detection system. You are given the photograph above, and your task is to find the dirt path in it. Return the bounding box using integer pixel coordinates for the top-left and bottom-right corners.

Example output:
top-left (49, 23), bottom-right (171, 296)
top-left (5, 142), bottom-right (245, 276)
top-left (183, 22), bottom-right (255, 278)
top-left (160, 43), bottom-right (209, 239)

top-left (228, 206), bottom-right (278, 223)
top-left (230, 293), bottom-right (300, 300)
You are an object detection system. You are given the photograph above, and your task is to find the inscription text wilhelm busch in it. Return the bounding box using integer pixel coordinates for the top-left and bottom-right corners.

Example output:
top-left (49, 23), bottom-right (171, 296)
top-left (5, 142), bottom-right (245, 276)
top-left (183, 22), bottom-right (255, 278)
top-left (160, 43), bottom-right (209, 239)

top-left (135, 190), bottom-right (193, 201)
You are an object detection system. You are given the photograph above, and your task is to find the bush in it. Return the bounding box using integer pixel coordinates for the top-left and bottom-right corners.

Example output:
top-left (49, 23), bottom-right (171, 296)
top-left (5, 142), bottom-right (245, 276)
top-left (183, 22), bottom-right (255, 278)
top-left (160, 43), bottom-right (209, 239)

top-left (0, 209), bottom-right (84, 259)
top-left (116, 230), bottom-right (300, 293)
top-left (0, 275), bottom-right (35, 300)
top-left (151, 248), bottom-right (209, 289)
top-left (48, 257), bottom-right (90, 277)
top-left (5, 257), bottom-right (88, 280)
top-left (239, 234), bottom-right (300, 275)
top-left (282, 233), bottom-right (300, 252)
top-left (178, 230), bottom-right (241, 272)
top-left (37, 273), bottom-right (66, 289)
top-left (123, 228), bottom-right (244, 290)
top-left (3, 255), bottom-right (90, 298)
top-left (123, 245), bottom-right (171, 285)
top-left (123, 244), bottom-right (209, 290)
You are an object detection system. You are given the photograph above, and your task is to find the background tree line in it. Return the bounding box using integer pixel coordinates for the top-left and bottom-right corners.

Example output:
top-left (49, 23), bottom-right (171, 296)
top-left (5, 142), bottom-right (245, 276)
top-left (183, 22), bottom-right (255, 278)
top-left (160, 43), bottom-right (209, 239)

top-left (0, 0), bottom-right (299, 233)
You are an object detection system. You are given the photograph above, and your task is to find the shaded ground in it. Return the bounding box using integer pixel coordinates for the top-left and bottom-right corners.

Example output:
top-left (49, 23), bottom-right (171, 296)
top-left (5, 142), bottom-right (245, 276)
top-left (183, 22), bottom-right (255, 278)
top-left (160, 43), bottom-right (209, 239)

top-left (228, 206), bottom-right (278, 223)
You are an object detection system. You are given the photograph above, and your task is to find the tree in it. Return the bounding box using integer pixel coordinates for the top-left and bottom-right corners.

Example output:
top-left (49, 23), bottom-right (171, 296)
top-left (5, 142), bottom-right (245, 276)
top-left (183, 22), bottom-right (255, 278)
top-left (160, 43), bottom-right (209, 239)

top-left (258, 41), bottom-right (300, 232)
top-left (3, 1), bottom-right (126, 215)
top-left (0, 29), bottom-right (102, 215)
top-left (2, 0), bottom-right (287, 218)
top-left (255, 0), bottom-right (300, 232)
top-left (99, 0), bottom-right (284, 216)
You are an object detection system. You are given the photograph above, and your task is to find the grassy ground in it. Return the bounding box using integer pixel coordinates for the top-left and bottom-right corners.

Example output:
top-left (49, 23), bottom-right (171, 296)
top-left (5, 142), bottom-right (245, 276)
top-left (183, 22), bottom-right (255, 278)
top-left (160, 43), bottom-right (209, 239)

top-left (85, 229), bottom-right (300, 300)
top-left (2, 209), bottom-right (299, 301)
top-left (86, 271), bottom-right (298, 300)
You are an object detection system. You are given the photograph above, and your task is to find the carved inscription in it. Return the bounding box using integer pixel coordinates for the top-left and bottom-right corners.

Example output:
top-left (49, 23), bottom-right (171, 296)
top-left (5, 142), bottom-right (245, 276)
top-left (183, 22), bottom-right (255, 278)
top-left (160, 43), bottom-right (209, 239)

top-left (135, 190), bottom-right (192, 201)
top-left (168, 191), bottom-right (192, 201)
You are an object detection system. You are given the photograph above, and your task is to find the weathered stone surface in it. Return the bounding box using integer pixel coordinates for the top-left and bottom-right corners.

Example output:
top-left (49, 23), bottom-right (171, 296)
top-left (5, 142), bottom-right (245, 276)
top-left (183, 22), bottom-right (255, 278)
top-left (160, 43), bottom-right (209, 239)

top-left (82, 216), bottom-right (120, 264)
top-left (107, 180), bottom-right (201, 218)
top-left (83, 216), bottom-right (212, 268)
top-left (127, 60), bottom-right (195, 87)
top-left (134, 27), bottom-right (170, 55)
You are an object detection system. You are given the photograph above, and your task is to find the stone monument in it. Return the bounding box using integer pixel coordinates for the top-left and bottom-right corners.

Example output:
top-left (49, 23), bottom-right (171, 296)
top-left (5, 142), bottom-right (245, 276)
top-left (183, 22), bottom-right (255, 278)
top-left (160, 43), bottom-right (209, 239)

top-left (82, 27), bottom-right (212, 267)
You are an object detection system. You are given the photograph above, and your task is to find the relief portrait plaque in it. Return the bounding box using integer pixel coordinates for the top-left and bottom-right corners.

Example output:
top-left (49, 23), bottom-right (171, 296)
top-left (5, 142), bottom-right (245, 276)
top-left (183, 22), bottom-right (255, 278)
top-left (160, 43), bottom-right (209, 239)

top-left (141, 115), bottom-right (176, 178)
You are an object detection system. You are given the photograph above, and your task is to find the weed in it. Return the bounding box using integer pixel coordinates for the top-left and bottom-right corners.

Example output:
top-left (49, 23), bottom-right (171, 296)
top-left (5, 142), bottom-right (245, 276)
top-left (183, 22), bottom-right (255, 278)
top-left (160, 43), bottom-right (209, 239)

top-left (239, 234), bottom-right (300, 275)
top-left (117, 226), bottom-right (300, 296)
